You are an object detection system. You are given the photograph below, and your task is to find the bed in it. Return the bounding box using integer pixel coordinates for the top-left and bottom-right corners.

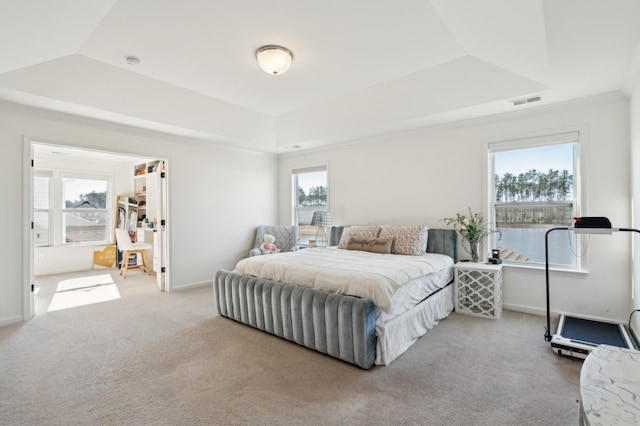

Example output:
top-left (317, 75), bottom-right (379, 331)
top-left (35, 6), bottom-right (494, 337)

top-left (214, 226), bottom-right (457, 369)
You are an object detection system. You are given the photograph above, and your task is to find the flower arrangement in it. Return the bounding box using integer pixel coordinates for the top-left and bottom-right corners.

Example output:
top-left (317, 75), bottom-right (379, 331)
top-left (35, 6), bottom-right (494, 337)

top-left (442, 207), bottom-right (495, 262)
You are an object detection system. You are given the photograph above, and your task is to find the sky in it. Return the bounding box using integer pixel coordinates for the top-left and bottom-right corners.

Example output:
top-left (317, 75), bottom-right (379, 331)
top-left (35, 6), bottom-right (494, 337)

top-left (63, 178), bottom-right (107, 202)
top-left (494, 143), bottom-right (573, 177)
top-left (297, 170), bottom-right (327, 193)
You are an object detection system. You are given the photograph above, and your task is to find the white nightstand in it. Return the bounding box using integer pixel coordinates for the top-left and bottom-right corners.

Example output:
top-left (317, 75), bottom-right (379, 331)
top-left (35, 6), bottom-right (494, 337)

top-left (454, 262), bottom-right (503, 319)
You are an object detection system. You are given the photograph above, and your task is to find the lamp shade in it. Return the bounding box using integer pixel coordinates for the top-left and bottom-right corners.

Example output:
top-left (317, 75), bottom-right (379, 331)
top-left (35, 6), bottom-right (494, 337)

top-left (256, 45), bottom-right (293, 75)
top-left (310, 211), bottom-right (331, 227)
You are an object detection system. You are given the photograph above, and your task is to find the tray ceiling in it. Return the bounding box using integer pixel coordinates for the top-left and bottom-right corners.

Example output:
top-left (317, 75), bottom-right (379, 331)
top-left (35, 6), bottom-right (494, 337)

top-left (1, 0), bottom-right (639, 152)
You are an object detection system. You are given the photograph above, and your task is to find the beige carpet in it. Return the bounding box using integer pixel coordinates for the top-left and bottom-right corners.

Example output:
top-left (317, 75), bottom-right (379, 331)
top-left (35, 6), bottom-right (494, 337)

top-left (1, 269), bottom-right (582, 425)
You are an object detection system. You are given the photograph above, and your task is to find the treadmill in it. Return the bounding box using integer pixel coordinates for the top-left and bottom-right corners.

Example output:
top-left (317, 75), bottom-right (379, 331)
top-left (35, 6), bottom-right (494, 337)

top-left (544, 217), bottom-right (638, 359)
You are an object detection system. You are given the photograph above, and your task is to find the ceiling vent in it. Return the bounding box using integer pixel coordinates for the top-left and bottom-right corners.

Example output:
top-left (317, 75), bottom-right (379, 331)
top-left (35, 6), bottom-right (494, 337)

top-left (510, 95), bottom-right (542, 106)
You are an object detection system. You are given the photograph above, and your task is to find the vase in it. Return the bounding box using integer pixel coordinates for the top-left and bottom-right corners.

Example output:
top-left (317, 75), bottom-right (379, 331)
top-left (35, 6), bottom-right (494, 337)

top-left (470, 241), bottom-right (479, 263)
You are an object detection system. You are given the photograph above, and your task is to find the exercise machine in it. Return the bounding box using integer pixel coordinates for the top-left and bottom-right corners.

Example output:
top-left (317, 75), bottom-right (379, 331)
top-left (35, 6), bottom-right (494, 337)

top-left (544, 217), bottom-right (637, 359)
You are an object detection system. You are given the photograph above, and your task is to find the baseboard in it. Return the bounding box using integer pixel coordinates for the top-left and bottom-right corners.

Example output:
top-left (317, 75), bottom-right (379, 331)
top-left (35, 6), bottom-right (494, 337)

top-left (0, 315), bottom-right (24, 327)
top-left (503, 303), bottom-right (548, 317)
top-left (170, 280), bottom-right (212, 292)
top-left (504, 303), bottom-right (630, 325)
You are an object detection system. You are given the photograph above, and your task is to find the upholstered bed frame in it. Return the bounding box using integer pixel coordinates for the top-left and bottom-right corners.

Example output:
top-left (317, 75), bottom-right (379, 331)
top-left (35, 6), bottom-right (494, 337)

top-left (214, 227), bottom-right (456, 369)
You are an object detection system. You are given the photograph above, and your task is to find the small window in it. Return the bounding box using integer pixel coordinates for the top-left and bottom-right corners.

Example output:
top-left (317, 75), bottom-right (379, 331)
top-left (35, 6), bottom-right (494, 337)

top-left (292, 166), bottom-right (328, 244)
top-left (62, 176), bottom-right (110, 244)
top-left (33, 173), bottom-right (51, 246)
top-left (489, 132), bottom-right (580, 268)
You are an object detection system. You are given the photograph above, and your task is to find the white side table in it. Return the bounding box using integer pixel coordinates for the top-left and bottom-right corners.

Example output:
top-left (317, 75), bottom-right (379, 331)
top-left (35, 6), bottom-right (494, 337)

top-left (454, 262), bottom-right (503, 319)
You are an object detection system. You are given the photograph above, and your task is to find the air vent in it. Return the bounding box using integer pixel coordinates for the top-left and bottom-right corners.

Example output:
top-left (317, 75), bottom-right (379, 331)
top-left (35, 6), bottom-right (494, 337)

top-left (510, 95), bottom-right (542, 106)
top-left (126, 56), bottom-right (141, 66)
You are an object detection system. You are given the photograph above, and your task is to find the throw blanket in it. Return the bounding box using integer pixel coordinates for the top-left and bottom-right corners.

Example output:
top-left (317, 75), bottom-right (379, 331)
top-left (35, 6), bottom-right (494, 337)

top-left (234, 247), bottom-right (454, 312)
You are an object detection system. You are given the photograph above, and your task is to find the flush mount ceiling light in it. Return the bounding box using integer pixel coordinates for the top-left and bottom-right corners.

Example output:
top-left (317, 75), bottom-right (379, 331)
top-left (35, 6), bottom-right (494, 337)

top-left (256, 45), bottom-right (293, 75)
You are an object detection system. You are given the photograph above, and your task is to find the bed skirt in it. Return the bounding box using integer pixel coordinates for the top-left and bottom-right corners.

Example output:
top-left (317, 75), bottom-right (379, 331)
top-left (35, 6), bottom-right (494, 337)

top-left (214, 270), bottom-right (377, 369)
top-left (375, 283), bottom-right (454, 365)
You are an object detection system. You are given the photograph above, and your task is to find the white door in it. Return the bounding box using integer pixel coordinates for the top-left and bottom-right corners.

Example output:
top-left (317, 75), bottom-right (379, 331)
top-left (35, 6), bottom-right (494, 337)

top-left (160, 162), bottom-right (168, 290)
top-left (24, 140), bottom-right (35, 319)
top-left (147, 162), bottom-right (167, 291)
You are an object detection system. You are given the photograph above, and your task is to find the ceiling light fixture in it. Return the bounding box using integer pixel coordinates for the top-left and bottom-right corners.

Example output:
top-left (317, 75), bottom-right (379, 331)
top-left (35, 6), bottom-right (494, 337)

top-left (256, 45), bottom-right (293, 75)
top-left (126, 56), bottom-right (140, 66)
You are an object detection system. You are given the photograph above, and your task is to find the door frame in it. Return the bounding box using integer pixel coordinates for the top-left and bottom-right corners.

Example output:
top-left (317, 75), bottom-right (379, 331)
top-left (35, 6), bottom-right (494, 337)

top-left (22, 138), bottom-right (34, 321)
top-left (23, 138), bottom-right (171, 320)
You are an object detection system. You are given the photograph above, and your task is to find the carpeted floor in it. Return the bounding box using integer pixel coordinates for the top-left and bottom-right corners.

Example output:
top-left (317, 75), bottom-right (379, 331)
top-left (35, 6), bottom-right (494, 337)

top-left (0, 269), bottom-right (582, 425)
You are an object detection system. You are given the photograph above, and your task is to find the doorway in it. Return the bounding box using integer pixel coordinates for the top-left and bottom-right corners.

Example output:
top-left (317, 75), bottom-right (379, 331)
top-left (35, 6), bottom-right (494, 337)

top-left (25, 141), bottom-right (170, 319)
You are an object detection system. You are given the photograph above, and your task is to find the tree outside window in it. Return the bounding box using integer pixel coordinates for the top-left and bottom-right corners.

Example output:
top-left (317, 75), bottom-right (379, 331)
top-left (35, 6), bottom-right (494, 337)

top-left (490, 138), bottom-right (579, 267)
top-left (62, 177), bottom-right (110, 244)
top-left (293, 167), bottom-right (328, 244)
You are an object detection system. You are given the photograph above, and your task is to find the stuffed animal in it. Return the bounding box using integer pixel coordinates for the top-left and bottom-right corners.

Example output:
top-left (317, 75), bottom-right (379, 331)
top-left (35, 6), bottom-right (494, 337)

top-left (260, 234), bottom-right (280, 255)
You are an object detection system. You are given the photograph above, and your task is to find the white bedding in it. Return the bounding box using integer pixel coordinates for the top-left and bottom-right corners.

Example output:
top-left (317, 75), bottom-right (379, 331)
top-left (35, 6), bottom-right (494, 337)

top-left (233, 247), bottom-right (454, 313)
top-left (378, 267), bottom-right (453, 321)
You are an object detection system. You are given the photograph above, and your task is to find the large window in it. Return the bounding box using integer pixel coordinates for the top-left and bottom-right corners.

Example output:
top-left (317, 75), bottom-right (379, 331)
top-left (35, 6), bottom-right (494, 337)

top-left (489, 132), bottom-right (580, 268)
top-left (292, 166), bottom-right (328, 244)
top-left (34, 171), bottom-right (112, 246)
top-left (62, 176), bottom-right (109, 244)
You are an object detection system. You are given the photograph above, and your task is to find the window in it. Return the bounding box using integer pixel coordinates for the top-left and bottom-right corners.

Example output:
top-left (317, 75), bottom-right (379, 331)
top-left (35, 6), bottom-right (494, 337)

top-left (62, 176), bottom-right (110, 244)
top-left (292, 166), bottom-right (328, 244)
top-left (489, 132), bottom-right (580, 268)
top-left (33, 172), bottom-right (51, 246)
top-left (34, 171), bottom-right (113, 246)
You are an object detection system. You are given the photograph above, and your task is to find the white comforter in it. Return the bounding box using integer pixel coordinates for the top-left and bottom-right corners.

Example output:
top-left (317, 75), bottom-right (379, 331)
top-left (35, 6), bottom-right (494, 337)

top-left (233, 247), bottom-right (454, 312)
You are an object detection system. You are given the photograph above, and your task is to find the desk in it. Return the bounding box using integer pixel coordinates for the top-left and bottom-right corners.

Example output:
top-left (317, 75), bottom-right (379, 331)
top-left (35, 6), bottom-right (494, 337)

top-left (136, 228), bottom-right (155, 271)
top-left (580, 344), bottom-right (640, 425)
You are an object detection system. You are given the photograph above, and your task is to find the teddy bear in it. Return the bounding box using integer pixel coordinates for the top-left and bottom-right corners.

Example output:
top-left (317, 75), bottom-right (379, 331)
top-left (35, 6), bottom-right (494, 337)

top-left (260, 234), bottom-right (280, 255)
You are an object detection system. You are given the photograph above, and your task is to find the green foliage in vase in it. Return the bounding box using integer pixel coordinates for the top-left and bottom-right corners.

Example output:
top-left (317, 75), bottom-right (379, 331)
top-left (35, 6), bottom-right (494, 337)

top-left (442, 207), bottom-right (497, 261)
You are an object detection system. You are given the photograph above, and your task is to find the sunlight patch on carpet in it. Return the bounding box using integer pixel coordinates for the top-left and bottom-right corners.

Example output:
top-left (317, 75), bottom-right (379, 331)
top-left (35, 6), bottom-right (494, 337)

top-left (56, 274), bottom-right (115, 291)
top-left (48, 274), bottom-right (120, 312)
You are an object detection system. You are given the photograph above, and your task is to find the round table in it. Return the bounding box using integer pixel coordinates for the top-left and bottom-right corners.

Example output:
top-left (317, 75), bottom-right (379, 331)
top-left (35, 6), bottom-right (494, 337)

top-left (580, 344), bottom-right (640, 425)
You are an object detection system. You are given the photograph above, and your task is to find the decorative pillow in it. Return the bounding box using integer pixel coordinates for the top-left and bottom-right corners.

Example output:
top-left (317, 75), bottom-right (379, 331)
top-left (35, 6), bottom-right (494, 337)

top-left (345, 237), bottom-right (393, 254)
top-left (379, 225), bottom-right (429, 255)
top-left (338, 226), bottom-right (382, 249)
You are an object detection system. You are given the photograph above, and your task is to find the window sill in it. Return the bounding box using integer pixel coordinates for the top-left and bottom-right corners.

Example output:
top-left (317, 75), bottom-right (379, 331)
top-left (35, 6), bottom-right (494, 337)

top-left (62, 241), bottom-right (112, 247)
top-left (502, 261), bottom-right (589, 277)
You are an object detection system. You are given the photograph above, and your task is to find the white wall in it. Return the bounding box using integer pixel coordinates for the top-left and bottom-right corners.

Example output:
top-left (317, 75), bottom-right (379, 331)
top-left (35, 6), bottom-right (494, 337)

top-left (2, 92), bottom-right (634, 328)
top-left (279, 93), bottom-right (632, 322)
top-left (0, 104), bottom-right (277, 326)
top-left (630, 78), bottom-right (640, 342)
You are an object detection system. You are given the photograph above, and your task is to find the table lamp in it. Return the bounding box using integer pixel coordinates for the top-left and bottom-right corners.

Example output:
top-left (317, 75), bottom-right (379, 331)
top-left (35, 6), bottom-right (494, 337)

top-left (311, 211), bottom-right (331, 247)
